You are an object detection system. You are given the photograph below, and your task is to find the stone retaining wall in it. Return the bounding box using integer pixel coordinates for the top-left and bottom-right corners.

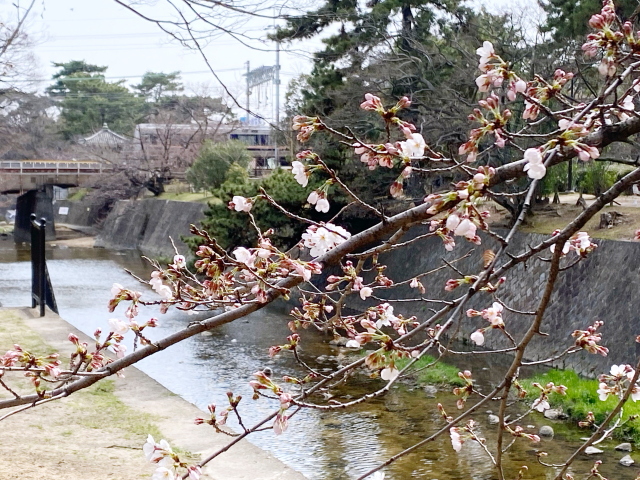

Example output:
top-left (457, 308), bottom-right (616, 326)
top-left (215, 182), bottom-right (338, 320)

top-left (95, 199), bottom-right (205, 258)
top-left (345, 228), bottom-right (640, 376)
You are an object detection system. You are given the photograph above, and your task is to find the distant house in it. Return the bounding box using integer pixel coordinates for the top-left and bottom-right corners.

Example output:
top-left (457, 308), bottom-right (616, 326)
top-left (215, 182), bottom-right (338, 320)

top-left (78, 121), bottom-right (288, 178)
top-left (78, 123), bottom-right (127, 150)
top-left (130, 122), bottom-right (287, 177)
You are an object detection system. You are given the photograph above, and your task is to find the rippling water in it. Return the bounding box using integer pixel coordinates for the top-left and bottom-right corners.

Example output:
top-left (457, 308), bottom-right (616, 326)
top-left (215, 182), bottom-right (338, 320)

top-left (0, 242), bottom-right (634, 479)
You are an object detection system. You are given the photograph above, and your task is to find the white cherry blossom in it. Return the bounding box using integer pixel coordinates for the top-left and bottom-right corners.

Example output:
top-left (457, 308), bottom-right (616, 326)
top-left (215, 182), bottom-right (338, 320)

top-left (399, 133), bottom-right (426, 158)
top-left (291, 161), bottom-right (309, 187)
top-left (108, 318), bottom-right (130, 335)
top-left (470, 330), bottom-right (485, 346)
top-left (111, 283), bottom-right (124, 298)
top-left (232, 195), bottom-right (253, 213)
top-left (301, 224), bottom-right (351, 257)
top-left (381, 367), bottom-right (400, 381)
top-left (233, 247), bottom-right (255, 267)
top-left (360, 286), bottom-right (373, 300)
top-left (523, 148), bottom-right (546, 180)
top-left (315, 197), bottom-right (330, 213)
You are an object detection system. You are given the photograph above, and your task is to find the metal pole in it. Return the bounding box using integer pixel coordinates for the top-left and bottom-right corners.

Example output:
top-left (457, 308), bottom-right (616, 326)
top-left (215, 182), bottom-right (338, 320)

top-left (274, 39), bottom-right (280, 164)
top-left (246, 61), bottom-right (250, 124)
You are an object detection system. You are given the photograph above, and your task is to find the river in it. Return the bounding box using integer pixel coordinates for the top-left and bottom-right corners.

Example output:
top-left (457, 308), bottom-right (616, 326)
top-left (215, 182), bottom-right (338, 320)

top-left (0, 239), bottom-right (634, 479)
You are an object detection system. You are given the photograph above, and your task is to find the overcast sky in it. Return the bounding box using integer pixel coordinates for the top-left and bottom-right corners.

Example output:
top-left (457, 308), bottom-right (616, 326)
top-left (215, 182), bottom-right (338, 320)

top-left (4, 0), bottom-right (521, 122)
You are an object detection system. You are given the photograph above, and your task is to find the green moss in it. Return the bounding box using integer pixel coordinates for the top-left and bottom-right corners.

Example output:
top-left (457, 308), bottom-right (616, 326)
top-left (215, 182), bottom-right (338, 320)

top-left (68, 188), bottom-right (88, 201)
top-left (522, 369), bottom-right (640, 443)
top-left (397, 355), bottom-right (466, 387)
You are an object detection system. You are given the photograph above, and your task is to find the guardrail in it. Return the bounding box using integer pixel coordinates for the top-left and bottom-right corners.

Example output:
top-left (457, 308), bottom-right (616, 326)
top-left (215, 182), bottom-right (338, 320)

top-left (30, 214), bottom-right (58, 317)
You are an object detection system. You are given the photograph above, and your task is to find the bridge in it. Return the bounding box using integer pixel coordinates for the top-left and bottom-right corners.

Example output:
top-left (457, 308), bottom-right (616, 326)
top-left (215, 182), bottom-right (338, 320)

top-left (0, 159), bottom-right (106, 193)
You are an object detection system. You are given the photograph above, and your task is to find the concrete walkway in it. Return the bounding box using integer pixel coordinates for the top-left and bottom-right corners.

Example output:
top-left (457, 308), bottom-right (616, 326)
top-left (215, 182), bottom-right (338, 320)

top-left (0, 307), bottom-right (307, 480)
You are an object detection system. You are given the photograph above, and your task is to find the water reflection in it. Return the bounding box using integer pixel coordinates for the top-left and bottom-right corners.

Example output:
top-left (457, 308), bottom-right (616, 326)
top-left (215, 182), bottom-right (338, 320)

top-left (0, 244), bottom-right (635, 479)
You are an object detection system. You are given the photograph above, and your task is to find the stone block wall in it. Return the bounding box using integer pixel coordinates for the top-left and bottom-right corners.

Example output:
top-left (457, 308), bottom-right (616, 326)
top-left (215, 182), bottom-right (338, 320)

top-left (345, 227), bottom-right (640, 376)
top-left (95, 199), bottom-right (205, 258)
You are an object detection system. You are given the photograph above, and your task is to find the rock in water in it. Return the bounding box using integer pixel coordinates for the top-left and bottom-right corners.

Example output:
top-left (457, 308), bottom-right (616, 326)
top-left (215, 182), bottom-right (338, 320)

top-left (539, 426), bottom-right (554, 437)
top-left (543, 409), bottom-right (565, 420)
top-left (616, 443), bottom-right (633, 452)
top-left (585, 446), bottom-right (604, 455)
top-left (423, 385), bottom-right (438, 398)
top-left (488, 414), bottom-right (499, 425)
top-left (620, 455), bottom-right (635, 467)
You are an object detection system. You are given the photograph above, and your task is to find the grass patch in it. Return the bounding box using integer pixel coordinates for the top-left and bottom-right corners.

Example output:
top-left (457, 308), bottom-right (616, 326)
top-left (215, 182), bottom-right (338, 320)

top-left (156, 191), bottom-right (221, 204)
top-left (71, 380), bottom-right (163, 441)
top-left (522, 369), bottom-right (640, 443)
top-left (0, 311), bottom-right (54, 356)
top-left (396, 355), bottom-right (466, 387)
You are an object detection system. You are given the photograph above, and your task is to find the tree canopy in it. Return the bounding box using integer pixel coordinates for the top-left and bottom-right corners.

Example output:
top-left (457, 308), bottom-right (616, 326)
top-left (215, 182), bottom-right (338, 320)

top-left (49, 60), bottom-right (144, 138)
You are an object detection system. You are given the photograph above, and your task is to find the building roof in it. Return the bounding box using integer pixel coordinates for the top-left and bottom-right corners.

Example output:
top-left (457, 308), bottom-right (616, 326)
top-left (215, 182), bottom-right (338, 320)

top-left (80, 123), bottom-right (128, 148)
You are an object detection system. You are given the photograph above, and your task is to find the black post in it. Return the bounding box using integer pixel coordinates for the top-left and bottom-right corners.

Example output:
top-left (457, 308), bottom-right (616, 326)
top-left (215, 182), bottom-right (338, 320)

top-left (30, 214), bottom-right (57, 316)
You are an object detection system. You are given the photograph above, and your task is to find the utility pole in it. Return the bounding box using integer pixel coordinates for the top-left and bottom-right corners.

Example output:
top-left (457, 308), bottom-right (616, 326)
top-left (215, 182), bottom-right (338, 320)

top-left (274, 39), bottom-right (280, 164)
top-left (245, 61), bottom-right (250, 124)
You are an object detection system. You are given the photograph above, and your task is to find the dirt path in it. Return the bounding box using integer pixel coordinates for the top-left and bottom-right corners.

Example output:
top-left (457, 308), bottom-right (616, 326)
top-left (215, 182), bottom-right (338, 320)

top-left (0, 308), bottom-right (307, 480)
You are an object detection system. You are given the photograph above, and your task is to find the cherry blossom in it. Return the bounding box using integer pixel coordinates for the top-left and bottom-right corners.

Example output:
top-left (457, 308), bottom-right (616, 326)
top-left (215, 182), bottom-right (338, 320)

top-left (233, 247), bottom-right (255, 267)
top-left (360, 287), bottom-right (373, 300)
top-left (152, 466), bottom-right (178, 480)
top-left (301, 224), bottom-right (351, 257)
top-left (307, 191), bottom-right (330, 213)
top-left (532, 398), bottom-right (550, 413)
top-left (187, 466), bottom-right (202, 480)
top-left (470, 330), bottom-right (485, 346)
top-left (522, 148), bottom-right (546, 180)
top-left (454, 219), bottom-right (477, 240)
top-left (291, 161), bottom-right (309, 187)
top-left (450, 427), bottom-right (463, 452)
top-left (381, 367), bottom-right (400, 381)
top-left (143, 435), bottom-right (173, 463)
top-left (111, 283), bottom-right (124, 297)
top-left (230, 195), bottom-right (253, 213)
top-left (108, 318), bottom-right (130, 335)
top-left (399, 133), bottom-right (426, 158)
top-left (172, 255), bottom-right (186, 269)
top-left (476, 41), bottom-right (495, 69)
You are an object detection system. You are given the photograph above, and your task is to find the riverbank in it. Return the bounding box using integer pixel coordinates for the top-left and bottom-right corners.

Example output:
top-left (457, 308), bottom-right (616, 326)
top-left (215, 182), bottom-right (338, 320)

top-left (0, 307), bottom-right (306, 480)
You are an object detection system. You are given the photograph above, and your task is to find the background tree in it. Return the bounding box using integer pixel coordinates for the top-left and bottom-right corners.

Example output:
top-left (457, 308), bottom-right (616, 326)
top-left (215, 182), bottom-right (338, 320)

top-left (47, 60), bottom-right (145, 138)
top-left (186, 140), bottom-right (252, 194)
top-left (133, 71), bottom-right (184, 104)
top-left (0, 0), bottom-right (38, 88)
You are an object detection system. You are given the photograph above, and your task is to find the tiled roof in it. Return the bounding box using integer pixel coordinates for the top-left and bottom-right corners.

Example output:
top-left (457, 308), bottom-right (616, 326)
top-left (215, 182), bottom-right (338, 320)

top-left (80, 124), bottom-right (128, 147)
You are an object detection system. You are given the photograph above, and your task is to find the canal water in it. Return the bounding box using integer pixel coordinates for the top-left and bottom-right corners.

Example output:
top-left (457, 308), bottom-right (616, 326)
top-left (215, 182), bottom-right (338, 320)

top-left (0, 239), bottom-right (635, 479)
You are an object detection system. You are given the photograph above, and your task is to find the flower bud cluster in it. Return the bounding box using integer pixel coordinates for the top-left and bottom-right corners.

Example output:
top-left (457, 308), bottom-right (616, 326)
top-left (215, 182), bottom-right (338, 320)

top-left (459, 94), bottom-right (512, 161)
top-left (467, 302), bottom-right (505, 346)
top-left (571, 321), bottom-right (609, 356)
top-left (549, 231), bottom-right (597, 257)
top-left (292, 115), bottom-right (323, 142)
top-left (523, 69), bottom-right (574, 121)
top-left (531, 381), bottom-right (567, 413)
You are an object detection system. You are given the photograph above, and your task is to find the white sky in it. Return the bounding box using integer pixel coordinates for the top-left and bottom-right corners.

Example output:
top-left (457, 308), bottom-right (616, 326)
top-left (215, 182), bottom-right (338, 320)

top-left (3, 0), bottom-right (522, 122)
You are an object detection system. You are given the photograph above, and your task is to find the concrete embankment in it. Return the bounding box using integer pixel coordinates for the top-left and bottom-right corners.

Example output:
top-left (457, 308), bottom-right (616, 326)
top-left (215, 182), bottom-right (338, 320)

top-left (0, 307), bottom-right (306, 480)
top-left (343, 228), bottom-right (640, 377)
top-left (95, 199), bottom-right (206, 258)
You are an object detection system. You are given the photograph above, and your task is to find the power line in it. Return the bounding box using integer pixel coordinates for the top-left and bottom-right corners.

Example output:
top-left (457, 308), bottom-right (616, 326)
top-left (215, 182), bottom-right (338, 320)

top-left (8, 68), bottom-right (245, 84)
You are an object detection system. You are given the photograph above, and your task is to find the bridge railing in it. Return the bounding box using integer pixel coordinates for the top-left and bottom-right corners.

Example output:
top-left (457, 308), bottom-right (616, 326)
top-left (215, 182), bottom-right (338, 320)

top-left (0, 160), bottom-right (104, 174)
top-left (30, 214), bottom-right (58, 317)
